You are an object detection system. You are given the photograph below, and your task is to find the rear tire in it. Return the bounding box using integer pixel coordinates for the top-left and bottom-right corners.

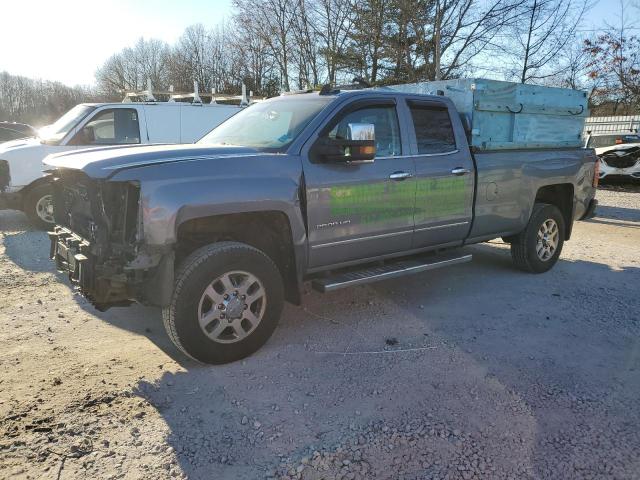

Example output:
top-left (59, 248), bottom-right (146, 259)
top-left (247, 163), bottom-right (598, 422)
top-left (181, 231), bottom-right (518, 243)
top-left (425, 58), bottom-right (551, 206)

top-left (163, 241), bottom-right (284, 364)
top-left (510, 203), bottom-right (565, 273)
top-left (24, 183), bottom-right (55, 230)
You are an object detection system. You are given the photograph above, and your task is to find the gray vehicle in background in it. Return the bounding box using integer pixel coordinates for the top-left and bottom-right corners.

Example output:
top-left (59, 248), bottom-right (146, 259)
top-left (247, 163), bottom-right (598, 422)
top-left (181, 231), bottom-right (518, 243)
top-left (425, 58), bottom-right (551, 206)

top-left (0, 122), bottom-right (37, 142)
top-left (44, 86), bottom-right (598, 364)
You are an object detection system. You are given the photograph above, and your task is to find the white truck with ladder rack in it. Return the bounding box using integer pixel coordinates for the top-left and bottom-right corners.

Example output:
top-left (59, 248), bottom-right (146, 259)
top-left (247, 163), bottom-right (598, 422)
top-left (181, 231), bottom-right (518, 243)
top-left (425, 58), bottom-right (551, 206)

top-left (0, 82), bottom-right (257, 228)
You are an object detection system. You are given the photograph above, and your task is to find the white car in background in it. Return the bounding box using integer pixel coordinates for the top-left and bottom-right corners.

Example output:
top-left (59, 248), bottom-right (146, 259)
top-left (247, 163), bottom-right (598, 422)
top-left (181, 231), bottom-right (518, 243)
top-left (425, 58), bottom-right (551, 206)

top-left (586, 133), bottom-right (640, 182)
top-left (0, 100), bottom-right (242, 228)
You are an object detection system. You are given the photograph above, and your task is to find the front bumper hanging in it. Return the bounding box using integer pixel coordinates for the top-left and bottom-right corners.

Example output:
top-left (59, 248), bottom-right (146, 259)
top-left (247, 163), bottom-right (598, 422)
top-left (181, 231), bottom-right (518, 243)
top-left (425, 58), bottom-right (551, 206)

top-left (48, 226), bottom-right (95, 293)
top-left (49, 225), bottom-right (172, 310)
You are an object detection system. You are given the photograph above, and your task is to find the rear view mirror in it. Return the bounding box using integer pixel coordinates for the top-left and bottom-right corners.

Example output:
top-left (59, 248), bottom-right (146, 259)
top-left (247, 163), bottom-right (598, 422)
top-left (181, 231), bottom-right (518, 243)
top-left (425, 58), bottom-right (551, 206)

top-left (315, 122), bottom-right (376, 163)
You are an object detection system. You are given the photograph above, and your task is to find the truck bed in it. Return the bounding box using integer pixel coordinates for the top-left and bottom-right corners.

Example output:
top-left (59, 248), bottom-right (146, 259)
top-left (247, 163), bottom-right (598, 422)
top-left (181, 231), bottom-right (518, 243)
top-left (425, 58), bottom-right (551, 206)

top-left (468, 147), bottom-right (597, 242)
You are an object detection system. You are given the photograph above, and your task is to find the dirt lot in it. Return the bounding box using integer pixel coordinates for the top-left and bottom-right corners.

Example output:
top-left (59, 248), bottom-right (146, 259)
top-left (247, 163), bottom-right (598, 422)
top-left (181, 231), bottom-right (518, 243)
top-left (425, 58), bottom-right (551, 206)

top-left (1, 187), bottom-right (639, 480)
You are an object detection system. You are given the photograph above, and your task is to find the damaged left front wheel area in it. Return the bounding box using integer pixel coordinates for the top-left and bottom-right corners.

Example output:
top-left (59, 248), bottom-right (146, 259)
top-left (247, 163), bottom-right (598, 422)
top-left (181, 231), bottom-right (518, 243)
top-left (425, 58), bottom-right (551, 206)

top-left (162, 241), bottom-right (284, 364)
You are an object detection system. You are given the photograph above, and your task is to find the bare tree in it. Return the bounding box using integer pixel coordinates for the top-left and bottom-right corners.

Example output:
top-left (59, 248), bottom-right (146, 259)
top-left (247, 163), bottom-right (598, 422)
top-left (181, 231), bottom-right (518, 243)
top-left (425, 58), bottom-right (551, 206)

top-left (435, 0), bottom-right (524, 79)
top-left (506, 0), bottom-right (589, 83)
top-left (310, 0), bottom-right (356, 83)
top-left (234, 0), bottom-right (299, 91)
top-left (96, 38), bottom-right (170, 94)
top-left (85, 0), bottom-right (608, 102)
top-left (584, 0), bottom-right (640, 112)
top-left (347, 0), bottom-right (521, 84)
top-left (348, 0), bottom-right (391, 83)
top-left (0, 71), bottom-right (103, 125)
top-left (231, 15), bottom-right (279, 95)
top-left (291, 0), bottom-right (321, 88)
top-left (547, 37), bottom-right (593, 90)
top-left (170, 24), bottom-right (215, 91)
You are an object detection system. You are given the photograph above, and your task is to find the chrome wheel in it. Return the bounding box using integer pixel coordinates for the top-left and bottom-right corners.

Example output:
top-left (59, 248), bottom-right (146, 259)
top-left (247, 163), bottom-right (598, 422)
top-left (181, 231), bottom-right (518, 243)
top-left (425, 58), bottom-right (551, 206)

top-left (35, 194), bottom-right (54, 224)
top-left (197, 270), bottom-right (266, 344)
top-left (536, 219), bottom-right (559, 261)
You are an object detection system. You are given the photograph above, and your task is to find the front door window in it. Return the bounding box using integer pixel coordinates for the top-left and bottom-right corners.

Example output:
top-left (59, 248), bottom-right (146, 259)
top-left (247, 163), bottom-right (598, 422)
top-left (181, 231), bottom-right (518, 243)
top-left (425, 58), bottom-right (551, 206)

top-left (71, 109), bottom-right (140, 145)
top-left (328, 105), bottom-right (401, 158)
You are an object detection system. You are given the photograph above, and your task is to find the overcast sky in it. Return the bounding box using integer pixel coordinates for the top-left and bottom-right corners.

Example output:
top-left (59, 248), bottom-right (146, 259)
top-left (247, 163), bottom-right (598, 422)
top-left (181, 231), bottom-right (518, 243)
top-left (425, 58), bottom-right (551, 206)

top-left (0, 0), bottom-right (633, 87)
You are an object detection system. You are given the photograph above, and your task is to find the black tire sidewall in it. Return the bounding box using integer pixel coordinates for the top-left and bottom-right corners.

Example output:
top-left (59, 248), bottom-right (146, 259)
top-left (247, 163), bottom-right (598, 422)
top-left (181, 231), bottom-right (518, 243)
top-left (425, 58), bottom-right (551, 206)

top-left (171, 246), bottom-right (284, 364)
top-left (25, 183), bottom-right (54, 230)
top-left (524, 204), bottom-right (565, 273)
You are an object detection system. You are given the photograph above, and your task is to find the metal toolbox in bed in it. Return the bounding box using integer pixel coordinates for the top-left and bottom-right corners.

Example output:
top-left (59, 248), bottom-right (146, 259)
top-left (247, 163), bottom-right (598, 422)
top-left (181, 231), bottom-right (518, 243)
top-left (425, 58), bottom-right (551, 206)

top-left (386, 78), bottom-right (589, 151)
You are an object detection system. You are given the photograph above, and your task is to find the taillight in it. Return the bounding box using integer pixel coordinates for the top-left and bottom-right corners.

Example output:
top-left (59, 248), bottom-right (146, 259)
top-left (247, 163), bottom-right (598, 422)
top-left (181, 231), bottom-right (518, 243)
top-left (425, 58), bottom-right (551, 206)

top-left (593, 159), bottom-right (600, 187)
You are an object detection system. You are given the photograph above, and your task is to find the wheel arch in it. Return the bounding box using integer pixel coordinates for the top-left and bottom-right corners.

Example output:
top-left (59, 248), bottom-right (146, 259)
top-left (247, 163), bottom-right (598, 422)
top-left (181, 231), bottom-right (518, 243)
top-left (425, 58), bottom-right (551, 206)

top-left (533, 183), bottom-right (575, 240)
top-left (20, 176), bottom-right (53, 210)
top-left (175, 210), bottom-right (302, 305)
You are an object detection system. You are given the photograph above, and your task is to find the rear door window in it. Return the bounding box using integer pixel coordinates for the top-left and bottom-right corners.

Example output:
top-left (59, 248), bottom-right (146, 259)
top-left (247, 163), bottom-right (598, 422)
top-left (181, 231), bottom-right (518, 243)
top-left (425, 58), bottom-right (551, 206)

top-left (409, 105), bottom-right (457, 154)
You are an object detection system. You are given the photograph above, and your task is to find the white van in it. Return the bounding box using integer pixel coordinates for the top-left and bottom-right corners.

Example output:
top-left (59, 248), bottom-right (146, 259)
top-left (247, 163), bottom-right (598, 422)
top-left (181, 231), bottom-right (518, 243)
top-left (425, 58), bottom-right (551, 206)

top-left (0, 100), bottom-right (242, 228)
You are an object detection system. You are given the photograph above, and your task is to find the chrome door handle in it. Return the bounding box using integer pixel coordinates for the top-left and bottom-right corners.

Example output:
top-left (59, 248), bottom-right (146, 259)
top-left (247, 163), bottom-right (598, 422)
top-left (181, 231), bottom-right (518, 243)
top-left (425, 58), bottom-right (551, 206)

top-left (451, 167), bottom-right (471, 176)
top-left (389, 171), bottom-right (413, 181)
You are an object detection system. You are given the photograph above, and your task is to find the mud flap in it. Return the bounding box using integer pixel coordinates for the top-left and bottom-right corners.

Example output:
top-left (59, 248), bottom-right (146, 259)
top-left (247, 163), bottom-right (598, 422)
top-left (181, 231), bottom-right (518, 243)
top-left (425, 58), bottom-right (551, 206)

top-left (141, 252), bottom-right (175, 307)
top-left (580, 199), bottom-right (598, 220)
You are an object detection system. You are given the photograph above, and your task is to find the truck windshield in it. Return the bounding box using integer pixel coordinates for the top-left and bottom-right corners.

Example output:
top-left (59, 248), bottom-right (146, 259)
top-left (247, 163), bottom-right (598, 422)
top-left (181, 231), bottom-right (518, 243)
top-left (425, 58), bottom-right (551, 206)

top-left (39, 105), bottom-right (96, 145)
top-left (198, 95), bottom-right (332, 151)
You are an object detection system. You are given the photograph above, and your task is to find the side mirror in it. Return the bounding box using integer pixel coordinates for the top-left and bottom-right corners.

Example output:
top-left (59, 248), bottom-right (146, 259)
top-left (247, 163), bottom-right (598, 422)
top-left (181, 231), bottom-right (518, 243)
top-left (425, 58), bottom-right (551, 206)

top-left (316, 122), bottom-right (376, 163)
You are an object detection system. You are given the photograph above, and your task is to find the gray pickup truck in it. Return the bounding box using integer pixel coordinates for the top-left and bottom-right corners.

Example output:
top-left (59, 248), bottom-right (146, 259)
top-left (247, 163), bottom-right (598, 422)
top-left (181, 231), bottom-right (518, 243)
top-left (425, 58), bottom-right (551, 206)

top-left (45, 87), bottom-right (598, 364)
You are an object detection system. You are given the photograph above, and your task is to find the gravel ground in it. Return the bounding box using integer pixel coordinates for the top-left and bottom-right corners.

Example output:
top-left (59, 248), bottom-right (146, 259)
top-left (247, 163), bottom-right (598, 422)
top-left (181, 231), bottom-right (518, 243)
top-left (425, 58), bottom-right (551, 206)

top-left (1, 187), bottom-right (639, 480)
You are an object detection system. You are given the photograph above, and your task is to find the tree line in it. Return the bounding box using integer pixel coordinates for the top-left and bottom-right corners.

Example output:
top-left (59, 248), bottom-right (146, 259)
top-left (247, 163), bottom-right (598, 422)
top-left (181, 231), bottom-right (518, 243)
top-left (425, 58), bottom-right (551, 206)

top-left (2, 0), bottom-right (639, 126)
top-left (0, 72), bottom-right (102, 126)
top-left (96, 0), bottom-right (593, 96)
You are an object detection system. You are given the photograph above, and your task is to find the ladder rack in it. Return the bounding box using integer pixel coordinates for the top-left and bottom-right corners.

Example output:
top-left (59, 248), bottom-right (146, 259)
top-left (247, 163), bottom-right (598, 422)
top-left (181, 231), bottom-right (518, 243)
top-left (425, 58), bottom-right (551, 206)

top-left (121, 80), bottom-right (262, 105)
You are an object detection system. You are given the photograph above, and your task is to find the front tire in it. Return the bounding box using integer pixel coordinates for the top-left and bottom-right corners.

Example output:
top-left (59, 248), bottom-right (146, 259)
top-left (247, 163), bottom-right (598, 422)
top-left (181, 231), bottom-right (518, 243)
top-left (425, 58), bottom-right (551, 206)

top-left (163, 242), bottom-right (284, 364)
top-left (510, 203), bottom-right (565, 273)
top-left (24, 183), bottom-right (55, 230)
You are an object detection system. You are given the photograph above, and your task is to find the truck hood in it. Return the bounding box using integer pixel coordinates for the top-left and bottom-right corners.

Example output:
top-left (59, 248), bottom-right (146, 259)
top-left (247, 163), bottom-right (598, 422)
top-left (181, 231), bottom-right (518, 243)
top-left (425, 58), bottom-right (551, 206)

top-left (0, 137), bottom-right (43, 153)
top-left (43, 143), bottom-right (267, 179)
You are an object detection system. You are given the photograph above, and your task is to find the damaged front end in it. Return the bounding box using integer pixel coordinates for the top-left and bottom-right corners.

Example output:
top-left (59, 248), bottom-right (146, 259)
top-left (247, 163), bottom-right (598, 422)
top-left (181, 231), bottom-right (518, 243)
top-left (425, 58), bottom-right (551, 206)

top-left (49, 170), bottom-right (173, 310)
